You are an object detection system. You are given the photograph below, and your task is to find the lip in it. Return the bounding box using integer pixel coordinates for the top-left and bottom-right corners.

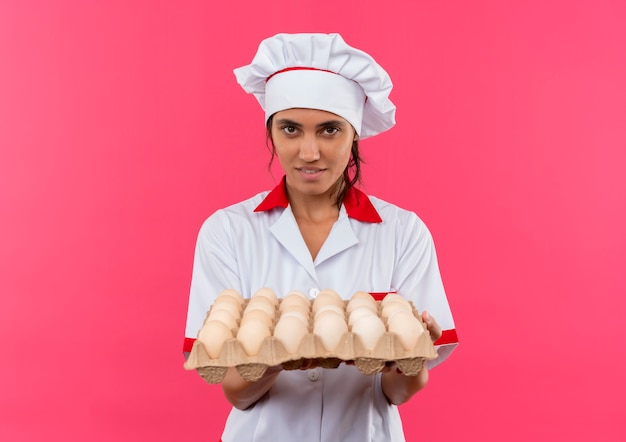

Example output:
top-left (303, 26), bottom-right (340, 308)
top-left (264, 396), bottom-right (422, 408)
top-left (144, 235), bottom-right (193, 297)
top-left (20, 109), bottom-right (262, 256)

top-left (296, 167), bottom-right (326, 180)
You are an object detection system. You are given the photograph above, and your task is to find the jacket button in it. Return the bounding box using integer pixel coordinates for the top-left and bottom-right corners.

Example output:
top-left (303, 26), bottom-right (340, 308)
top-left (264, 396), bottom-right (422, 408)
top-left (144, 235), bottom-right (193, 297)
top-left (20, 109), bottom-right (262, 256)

top-left (307, 369), bottom-right (320, 382)
top-left (309, 288), bottom-right (320, 298)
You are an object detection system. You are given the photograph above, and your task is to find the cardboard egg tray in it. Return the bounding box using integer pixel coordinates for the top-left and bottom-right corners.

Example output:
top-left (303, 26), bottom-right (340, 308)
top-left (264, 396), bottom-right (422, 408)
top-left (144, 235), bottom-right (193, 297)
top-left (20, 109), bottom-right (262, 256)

top-left (184, 298), bottom-right (438, 384)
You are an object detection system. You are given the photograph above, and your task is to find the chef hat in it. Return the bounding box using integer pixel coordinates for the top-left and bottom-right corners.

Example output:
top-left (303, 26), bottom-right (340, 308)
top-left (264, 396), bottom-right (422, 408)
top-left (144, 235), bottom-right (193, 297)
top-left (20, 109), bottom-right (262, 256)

top-left (234, 33), bottom-right (396, 139)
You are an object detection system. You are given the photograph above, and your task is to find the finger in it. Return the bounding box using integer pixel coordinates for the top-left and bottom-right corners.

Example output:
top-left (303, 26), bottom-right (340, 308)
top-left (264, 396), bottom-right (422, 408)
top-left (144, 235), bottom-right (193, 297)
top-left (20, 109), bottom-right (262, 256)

top-left (422, 311), bottom-right (442, 342)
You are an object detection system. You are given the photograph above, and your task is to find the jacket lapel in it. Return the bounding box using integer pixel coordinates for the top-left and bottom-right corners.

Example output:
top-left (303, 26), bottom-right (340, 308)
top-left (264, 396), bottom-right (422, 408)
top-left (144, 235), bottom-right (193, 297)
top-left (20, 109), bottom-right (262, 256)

top-left (269, 206), bottom-right (318, 281)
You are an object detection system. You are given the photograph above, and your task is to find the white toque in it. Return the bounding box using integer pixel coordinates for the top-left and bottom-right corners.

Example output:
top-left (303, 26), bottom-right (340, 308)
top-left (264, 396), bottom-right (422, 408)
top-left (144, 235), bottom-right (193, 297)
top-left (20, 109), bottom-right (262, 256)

top-left (234, 33), bottom-right (396, 139)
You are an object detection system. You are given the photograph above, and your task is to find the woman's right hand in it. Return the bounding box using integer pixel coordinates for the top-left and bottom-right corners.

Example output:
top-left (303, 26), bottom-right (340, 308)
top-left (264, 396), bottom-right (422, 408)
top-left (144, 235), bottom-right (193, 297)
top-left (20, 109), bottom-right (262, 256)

top-left (221, 364), bottom-right (283, 410)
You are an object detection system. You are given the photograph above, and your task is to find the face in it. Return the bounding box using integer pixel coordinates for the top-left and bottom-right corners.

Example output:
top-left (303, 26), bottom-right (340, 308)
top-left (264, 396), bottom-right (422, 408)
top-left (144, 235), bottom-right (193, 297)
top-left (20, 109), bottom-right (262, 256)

top-left (270, 108), bottom-right (357, 201)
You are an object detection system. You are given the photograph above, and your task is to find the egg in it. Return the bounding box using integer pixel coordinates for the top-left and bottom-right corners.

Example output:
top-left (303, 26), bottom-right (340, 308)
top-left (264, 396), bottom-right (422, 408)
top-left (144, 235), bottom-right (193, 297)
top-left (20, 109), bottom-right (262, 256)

top-left (213, 296), bottom-right (243, 315)
top-left (381, 293), bottom-right (410, 307)
top-left (314, 308), bottom-right (345, 323)
top-left (207, 308), bottom-right (238, 330)
top-left (279, 294), bottom-right (311, 313)
top-left (313, 311), bottom-right (348, 352)
top-left (285, 290), bottom-right (309, 301)
top-left (346, 296), bottom-right (378, 315)
top-left (217, 289), bottom-right (245, 305)
top-left (348, 305), bottom-right (378, 326)
top-left (351, 315), bottom-right (386, 350)
top-left (236, 318), bottom-right (271, 356)
top-left (197, 320), bottom-right (233, 359)
top-left (387, 310), bottom-right (424, 351)
top-left (279, 309), bottom-right (310, 326)
top-left (314, 303), bottom-right (345, 319)
top-left (253, 287), bottom-right (278, 305)
top-left (240, 309), bottom-right (274, 329)
top-left (351, 291), bottom-right (376, 301)
top-left (210, 300), bottom-right (242, 319)
top-left (274, 316), bottom-right (309, 353)
top-left (244, 297), bottom-right (276, 319)
top-left (381, 299), bottom-right (413, 319)
top-left (249, 295), bottom-right (274, 305)
top-left (279, 303), bottom-right (310, 320)
top-left (312, 289), bottom-right (345, 313)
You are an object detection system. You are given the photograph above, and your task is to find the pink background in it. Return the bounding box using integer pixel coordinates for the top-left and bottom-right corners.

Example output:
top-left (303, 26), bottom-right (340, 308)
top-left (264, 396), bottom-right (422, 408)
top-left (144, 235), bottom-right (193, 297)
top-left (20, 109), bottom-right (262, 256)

top-left (1, 1), bottom-right (625, 440)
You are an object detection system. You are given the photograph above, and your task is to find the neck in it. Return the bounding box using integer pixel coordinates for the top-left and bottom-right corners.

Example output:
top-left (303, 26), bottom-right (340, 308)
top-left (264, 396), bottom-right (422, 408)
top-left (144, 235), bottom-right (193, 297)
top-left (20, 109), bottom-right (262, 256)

top-left (286, 181), bottom-right (344, 223)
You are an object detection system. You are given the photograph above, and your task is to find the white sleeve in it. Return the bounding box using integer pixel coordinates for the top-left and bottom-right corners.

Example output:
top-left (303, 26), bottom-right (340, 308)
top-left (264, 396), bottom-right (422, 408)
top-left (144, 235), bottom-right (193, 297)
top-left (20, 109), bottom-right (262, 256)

top-left (390, 212), bottom-right (458, 368)
top-left (184, 210), bottom-right (243, 345)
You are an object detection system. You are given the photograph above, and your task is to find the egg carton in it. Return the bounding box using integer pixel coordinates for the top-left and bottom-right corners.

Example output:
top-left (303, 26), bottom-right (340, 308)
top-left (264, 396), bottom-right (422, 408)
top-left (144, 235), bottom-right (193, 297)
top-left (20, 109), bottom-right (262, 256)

top-left (184, 300), bottom-right (437, 383)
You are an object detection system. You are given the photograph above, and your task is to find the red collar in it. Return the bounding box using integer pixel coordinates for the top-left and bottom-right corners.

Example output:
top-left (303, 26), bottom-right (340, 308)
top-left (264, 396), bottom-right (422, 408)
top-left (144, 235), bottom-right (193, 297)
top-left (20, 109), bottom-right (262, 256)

top-left (254, 176), bottom-right (382, 223)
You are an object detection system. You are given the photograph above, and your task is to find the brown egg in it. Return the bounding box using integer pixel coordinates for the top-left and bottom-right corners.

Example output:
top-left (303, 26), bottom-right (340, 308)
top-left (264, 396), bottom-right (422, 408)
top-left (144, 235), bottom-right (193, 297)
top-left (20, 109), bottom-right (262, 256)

top-left (279, 294), bottom-right (311, 313)
top-left (381, 299), bottom-right (413, 320)
top-left (253, 287), bottom-right (278, 305)
top-left (380, 293), bottom-right (410, 307)
top-left (285, 290), bottom-right (309, 301)
top-left (314, 308), bottom-right (345, 323)
top-left (348, 305), bottom-right (378, 326)
top-left (213, 295), bottom-right (243, 313)
top-left (236, 318), bottom-right (271, 356)
top-left (241, 309), bottom-right (274, 329)
top-left (217, 289), bottom-right (245, 305)
top-left (351, 315), bottom-right (386, 350)
top-left (313, 311), bottom-right (348, 352)
top-left (279, 303), bottom-right (310, 320)
top-left (346, 296), bottom-right (378, 315)
top-left (274, 316), bottom-right (309, 354)
top-left (211, 300), bottom-right (242, 319)
top-left (387, 310), bottom-right (424, 351)
top-left (279, 309), bottom-right (309, 326)
top-left (197, 320), bottom-right (233, 359)
top-left (207, 308), bottom-right (238, 330)
top-left (351, 291), bottom-right (376, 301)
top-left (312, 289), bottom-right (345, 313)
top-left (314, 303), bottom-right (345, 319)
top-left (244, 297), bottom-right (276, 319)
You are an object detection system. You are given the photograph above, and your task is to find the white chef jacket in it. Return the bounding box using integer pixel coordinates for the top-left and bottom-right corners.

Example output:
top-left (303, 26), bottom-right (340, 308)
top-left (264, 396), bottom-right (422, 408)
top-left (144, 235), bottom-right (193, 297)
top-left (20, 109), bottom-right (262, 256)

top-left (184, 178), bottom-right (458, 442)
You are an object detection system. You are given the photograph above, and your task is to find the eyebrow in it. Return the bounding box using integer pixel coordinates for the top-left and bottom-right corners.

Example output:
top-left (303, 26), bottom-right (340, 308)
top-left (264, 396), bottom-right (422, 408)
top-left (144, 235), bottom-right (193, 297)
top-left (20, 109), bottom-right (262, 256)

top-left (275, 118), bottom-right (348, 129)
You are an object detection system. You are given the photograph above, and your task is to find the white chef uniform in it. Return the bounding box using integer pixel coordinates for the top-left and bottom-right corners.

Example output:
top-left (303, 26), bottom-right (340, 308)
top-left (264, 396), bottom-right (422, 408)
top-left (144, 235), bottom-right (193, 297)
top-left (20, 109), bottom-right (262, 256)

top-left (183, 177), bottom-right (458, 442)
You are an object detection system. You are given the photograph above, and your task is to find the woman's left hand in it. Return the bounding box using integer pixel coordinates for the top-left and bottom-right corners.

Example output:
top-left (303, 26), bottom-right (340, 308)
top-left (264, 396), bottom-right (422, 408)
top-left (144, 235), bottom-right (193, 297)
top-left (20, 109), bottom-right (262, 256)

top-left (421, 310), bottom-right (442, 343)
top-left (380, 311), bottom-right (440, 404)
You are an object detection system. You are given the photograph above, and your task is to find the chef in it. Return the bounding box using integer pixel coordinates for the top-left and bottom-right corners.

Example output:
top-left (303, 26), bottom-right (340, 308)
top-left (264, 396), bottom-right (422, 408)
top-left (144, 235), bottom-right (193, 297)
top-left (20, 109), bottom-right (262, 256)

top-left (183, 33), bottom-right (458, 441)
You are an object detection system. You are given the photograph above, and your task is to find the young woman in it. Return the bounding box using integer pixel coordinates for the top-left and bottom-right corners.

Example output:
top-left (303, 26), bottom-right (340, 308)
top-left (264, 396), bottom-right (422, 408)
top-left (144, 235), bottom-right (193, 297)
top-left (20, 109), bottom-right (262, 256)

top-left (184, 33), bottom-right (458, 441)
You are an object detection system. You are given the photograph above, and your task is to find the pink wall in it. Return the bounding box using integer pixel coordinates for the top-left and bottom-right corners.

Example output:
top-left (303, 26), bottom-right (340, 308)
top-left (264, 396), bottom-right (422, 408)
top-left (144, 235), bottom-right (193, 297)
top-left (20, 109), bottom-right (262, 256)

top-left (1, 1), bottom-right (625, 440)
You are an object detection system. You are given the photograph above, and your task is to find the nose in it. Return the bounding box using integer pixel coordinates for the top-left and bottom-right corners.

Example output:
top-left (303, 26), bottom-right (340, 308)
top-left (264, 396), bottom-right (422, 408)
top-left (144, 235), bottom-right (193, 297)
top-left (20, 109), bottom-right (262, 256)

top-left (299, 134), bottom-right (320, 162)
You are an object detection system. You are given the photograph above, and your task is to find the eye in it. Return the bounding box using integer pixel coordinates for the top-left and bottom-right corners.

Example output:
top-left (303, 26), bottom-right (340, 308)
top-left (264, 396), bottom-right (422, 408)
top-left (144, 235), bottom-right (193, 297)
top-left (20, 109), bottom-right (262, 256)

top-left (322, 127), bottom-right (340, 135)
top-left (281, 126), bottom-right (298, 135)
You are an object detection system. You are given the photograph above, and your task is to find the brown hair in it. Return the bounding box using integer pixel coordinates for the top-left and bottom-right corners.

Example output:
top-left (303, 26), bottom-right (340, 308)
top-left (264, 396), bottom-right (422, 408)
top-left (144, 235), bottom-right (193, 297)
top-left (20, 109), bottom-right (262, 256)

top-left (265, 115), bottom-right (363, 208)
